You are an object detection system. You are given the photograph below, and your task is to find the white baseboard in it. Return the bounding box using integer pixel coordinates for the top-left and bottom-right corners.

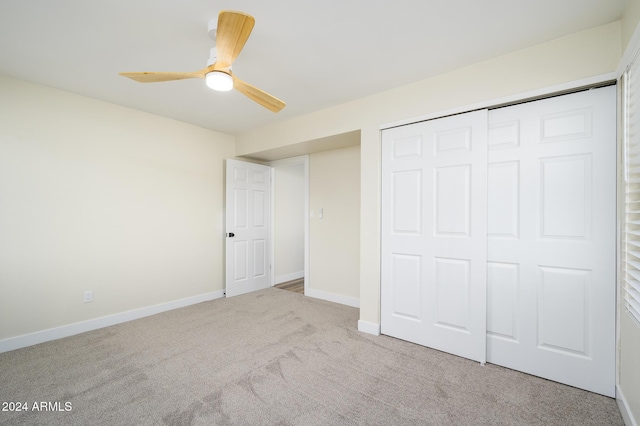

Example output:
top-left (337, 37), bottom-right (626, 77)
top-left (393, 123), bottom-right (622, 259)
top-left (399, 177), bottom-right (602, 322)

top-left (0, 290), bottom-right (225, 354)
top-left (358, 320), bottom-right (381, 336)
top-left (305, 288), bottom-right (359, 308)
top-left (274, 271), bottom-right (304, 285)
top-left (618, 385), bottom-right (638, 426)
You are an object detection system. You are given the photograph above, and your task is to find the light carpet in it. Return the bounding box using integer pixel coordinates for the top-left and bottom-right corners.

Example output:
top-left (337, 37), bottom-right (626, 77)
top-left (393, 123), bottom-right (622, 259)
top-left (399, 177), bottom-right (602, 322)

top-left (0, 288), bottom-right (623, 425)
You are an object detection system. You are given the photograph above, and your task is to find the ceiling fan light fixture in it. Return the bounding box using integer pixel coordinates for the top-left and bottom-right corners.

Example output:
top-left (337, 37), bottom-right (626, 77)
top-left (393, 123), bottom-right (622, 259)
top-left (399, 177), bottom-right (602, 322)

top-left (206, 71), bottom-right (233, 91)
top-left (119, 11), bottom-right (284, 112)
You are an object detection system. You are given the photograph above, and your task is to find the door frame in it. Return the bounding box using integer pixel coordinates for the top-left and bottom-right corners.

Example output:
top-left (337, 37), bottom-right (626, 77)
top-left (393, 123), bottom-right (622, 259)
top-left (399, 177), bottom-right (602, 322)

top-left (268, 155), bottom-right (310, 294)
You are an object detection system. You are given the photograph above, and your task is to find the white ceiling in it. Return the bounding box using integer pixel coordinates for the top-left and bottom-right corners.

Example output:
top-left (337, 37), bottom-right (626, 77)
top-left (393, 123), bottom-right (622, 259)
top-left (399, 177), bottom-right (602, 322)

top-left (0, 0), bottom-right (627, 135)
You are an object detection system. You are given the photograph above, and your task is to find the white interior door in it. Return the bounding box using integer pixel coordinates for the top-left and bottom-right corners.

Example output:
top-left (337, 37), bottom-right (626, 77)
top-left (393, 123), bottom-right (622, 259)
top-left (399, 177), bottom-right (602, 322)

top-left (486, 86), bottom-right (616, 397)
top-left (225, 159), bottom-right (271, 297)
top-left (381, 110), bottom-right (488, 363)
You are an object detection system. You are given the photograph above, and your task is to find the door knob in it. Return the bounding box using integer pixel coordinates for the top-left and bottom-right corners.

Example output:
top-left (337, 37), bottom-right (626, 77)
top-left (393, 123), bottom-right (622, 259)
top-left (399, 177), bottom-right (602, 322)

top-left (227, 232), bottom-right (235, 237)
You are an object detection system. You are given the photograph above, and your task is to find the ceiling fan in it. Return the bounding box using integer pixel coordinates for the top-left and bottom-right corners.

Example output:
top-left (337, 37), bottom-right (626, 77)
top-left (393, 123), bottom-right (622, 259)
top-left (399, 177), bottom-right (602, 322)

top-left (119, 10), bottom-right (285, 113)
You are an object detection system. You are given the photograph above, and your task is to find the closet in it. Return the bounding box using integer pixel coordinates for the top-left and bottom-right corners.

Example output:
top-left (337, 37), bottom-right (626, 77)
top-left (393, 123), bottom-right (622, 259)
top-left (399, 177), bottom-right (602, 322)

top-left (380, 86), bottom-right (616, 397)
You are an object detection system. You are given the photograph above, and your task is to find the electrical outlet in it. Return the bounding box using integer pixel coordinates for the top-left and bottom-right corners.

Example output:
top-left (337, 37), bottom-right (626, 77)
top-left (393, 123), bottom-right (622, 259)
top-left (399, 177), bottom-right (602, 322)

top-left (84, 291), bottom-right (93, 303)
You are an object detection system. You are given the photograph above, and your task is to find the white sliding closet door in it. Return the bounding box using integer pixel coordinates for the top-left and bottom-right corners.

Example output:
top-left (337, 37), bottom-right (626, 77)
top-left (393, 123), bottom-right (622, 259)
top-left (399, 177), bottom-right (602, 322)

top-left (486, 86), bottom-right (616, 397)
top-left (381, 110), bottom-right (488, 363)
top-left (380, 86), bottom-right (615, 397)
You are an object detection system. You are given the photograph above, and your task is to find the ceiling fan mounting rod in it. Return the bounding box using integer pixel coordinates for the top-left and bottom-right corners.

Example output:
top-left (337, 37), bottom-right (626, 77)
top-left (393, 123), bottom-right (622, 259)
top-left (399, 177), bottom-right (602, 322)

top-left (208, 18), bottom-right (217, 40)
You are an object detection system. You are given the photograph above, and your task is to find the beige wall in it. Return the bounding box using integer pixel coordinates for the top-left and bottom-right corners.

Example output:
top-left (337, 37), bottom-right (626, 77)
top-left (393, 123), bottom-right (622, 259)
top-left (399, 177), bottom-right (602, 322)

top-left (236, 22), bottom-right (622, 325)
top-left (620, 1), bottom-right (640, 422)
top-left (623, 0), bottom-right (640, 52)
top-left (308, 146), bottom-right (360, 301)
top-left (0, 76), bottom-right (235, 341)
top-left (620, 312), bottom-right (640, 421)
top-left (273, 162), bottom-right (305, 281)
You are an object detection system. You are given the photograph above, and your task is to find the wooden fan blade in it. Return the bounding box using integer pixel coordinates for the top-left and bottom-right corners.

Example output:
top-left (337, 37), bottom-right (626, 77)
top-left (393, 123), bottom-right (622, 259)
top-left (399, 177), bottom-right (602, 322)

top-left (233, 76), bottom-right (285, 112)
top-left (215, 10), bottom-right (255, 69)
top-left (119, 70), bottom-right (206, 83)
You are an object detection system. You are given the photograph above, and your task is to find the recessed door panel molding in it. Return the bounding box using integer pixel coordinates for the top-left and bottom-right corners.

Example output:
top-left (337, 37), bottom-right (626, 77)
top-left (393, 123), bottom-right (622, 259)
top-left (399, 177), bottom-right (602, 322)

top-left (488, 120), bottom-right (520, 150)
top-left (538, 266), bottom-right (589, 356)
top-left (233, 189), bottom-right (248, 229)
top-left (488, 161), bottom-right (520, 239)
top-left (252, 170), bottom-right (267, 184)
top-left (234, 167), bottom-right (248, 182)
top-left (434, 165), bottom-right (471, 237)
top-left (393, 135), bottom-right (423, 159)
top-left (539, 108), bottom-right (593, 143)
top-left (225, 159), bottom-right (271, 297)
top-left (382, 108), bottom-right (488, 364)
top-left (434, 126), bottom-right (471, 154)
top-left (434, 257), bottom-right (470, 331)
top-left (233, 241), bottom-right (248, 281)
top-left (391, 253), bottom-right (422, 320)
top-left (540, 154), bottom-right (592, 240)
top-left (487, 86), bottom-right (615, 397)
top-left (252, 239), bottom-right (267, 278)
top-left (252, 190), bottom-right (266, 228)
top-left (487, 262), bottom-right (519, 341)
top-left (392, 170), bottom-right (422, 235)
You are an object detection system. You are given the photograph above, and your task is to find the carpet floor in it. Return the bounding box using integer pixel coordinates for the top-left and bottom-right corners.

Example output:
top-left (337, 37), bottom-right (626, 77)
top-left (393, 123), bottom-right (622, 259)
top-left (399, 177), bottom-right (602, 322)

top-left (0, 288), bottom-right (623, 425)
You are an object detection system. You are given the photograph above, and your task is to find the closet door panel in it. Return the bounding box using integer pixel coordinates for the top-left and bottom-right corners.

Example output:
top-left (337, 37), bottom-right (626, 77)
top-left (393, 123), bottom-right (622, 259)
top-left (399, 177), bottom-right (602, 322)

top-left (382, 110), bottom-right (488, 363)
top-left (486, 86), bottom-right (616, 397)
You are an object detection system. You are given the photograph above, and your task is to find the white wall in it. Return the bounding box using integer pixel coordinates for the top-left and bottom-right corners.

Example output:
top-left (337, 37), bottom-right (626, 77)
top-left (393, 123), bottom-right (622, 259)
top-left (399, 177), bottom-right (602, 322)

top-left (273, 161), bottom-right (305, 282)
top-left (235, 21), bottom-right (621, 327)
top-left (0, 76), bottom-right (235, 343)
top-left (308, 146), bottom-right (360, 306)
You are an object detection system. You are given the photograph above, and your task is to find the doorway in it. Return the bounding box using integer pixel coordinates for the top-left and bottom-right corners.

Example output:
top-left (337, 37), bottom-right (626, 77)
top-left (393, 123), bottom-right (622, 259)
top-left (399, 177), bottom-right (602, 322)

top-left (270, 156), bottom-right (309, 294)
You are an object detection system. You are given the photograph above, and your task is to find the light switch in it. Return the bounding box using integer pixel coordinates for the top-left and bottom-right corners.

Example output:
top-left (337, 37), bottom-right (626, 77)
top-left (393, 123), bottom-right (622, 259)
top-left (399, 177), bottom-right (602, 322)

top-left (318, 208), bottom-right (323, 219)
